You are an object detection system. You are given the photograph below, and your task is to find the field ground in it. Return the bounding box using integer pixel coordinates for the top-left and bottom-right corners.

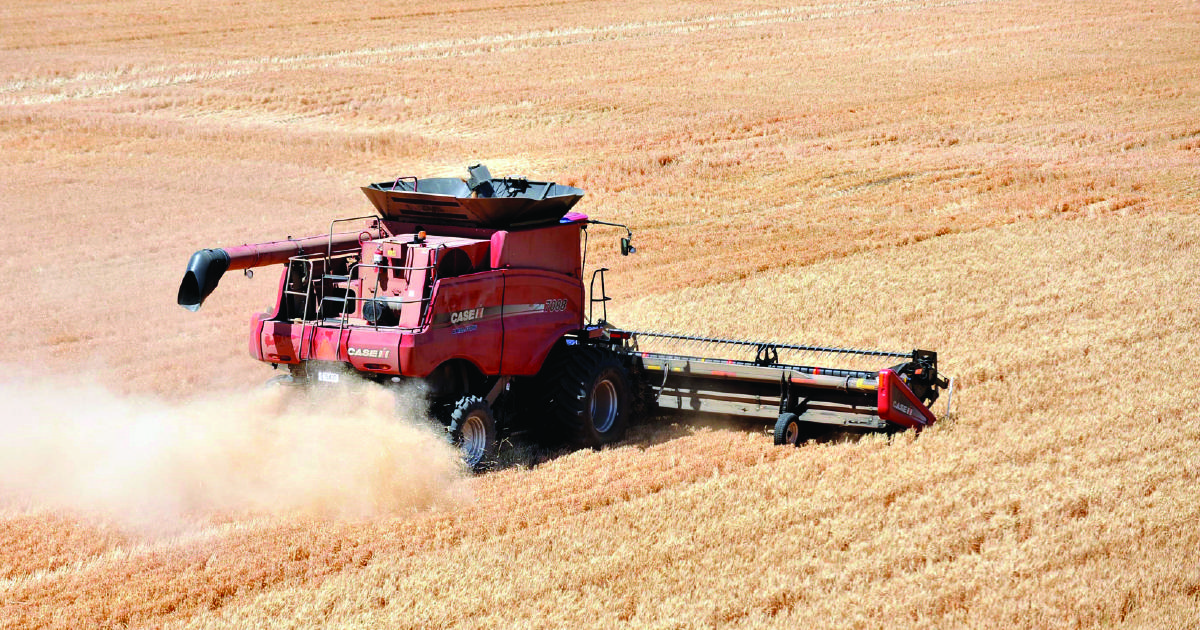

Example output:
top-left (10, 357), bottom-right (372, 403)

top-left (2, 0), bottom-right (1199, 627)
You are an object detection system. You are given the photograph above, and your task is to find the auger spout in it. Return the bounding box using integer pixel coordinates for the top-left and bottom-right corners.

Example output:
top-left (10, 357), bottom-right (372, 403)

top-left (177, 229), bottom-right (379, 311)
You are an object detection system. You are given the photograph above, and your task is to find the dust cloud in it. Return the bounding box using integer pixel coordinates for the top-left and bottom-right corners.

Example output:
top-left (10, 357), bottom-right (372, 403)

top-left (0, 375), bottom-right (467, 530)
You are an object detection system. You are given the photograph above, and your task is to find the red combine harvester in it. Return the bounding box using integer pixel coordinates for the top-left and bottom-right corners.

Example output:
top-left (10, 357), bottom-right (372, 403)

top-left (179, 165), bottom-right (950, 469)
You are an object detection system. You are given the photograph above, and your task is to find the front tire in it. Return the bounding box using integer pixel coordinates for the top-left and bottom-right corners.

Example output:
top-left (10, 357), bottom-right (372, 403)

top-left (539, 345), bottom-right (631, 448)
top-left (450, 396), bottom-right (496, 472)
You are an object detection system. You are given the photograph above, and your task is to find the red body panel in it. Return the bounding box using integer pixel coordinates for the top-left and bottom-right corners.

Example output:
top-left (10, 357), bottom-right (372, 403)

top-left (490, 223), bottom-right (582, 276)
top-left (253, 269), bottom-right (291, 362)
top-left (407, 272), bottom-right (506, 376)
top-left (343, 328), bottom-right (401, 372)
top-left (877, 369), bottom-right (937, 429)
top-left (251, 221), bottom-right (586, 380)
top-left (500, 269), bottom-right (584, 374)
top-left (250, 313), bottom-right (267, 361)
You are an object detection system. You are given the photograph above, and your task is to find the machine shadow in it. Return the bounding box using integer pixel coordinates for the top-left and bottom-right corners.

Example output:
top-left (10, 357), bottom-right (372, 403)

top-left (484, 413), bottom-right (871, 473)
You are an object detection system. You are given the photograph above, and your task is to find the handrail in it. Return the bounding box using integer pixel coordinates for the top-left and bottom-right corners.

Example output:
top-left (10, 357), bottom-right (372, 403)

top-left (284, 242), bottom-right (448, 361)
top-left (390, 176), bottom-right (418, 192)
top-left (282, 258), bottom-right (317, 356)
top-left (330, 244), bottom-right (447, 351)
top-left (588, 267), bottom-right (610, 325)
top-left (325, 215), bottom-right (378, 269)
top-left (326, 261), bottom-right (430, 360)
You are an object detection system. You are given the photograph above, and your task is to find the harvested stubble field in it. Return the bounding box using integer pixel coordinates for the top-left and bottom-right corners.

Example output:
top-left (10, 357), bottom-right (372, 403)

top-left (2, 0), bottom-right (1199, 627)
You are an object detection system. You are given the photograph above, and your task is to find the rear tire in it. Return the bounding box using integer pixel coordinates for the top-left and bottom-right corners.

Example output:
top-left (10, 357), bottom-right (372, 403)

top-left (538, 345), bottom-right (631, 448)
top-left (450, 396), bottom-right (496, 472)
top-left (774, 412), bottom-right (805, 447)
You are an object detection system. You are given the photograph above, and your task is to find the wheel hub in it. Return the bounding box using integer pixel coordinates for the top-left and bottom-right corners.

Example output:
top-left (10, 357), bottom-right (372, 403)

top-left (785, 421), bottom-right (800, 445)
top-left (460, 413), bottom-right (487, 464)
top-left (591, 379), bottom-right (618, 433)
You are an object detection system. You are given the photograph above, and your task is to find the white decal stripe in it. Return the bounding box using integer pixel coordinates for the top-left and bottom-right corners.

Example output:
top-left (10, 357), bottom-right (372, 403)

top-left (432, 303), bottom-right (551, 328)
top-left (502, 303), bottom-right (547, 316)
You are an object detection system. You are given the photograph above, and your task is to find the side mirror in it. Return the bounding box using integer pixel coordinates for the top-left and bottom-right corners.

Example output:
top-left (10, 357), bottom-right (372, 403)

top-left (620, 237), bottom-right (636, 256)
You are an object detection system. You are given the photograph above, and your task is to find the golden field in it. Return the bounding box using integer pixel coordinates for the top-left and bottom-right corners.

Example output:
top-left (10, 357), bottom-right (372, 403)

top-left (2, 0), bottom-right (1199, 627)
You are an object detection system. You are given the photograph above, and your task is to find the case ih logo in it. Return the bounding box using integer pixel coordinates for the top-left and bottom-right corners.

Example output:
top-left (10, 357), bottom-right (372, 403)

top-left (450, 307), bottom-right (484, 324)
top-left (889, 379), bottom-right (928, 425)
top-left (348, 347), bottom-right (390, 359)
top-left (894, 401), bottom-right (919, 420)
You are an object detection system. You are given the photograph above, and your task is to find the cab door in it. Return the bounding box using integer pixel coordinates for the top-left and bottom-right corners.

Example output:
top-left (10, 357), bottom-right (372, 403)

top-left (499, 270), bottom-right (583, 375)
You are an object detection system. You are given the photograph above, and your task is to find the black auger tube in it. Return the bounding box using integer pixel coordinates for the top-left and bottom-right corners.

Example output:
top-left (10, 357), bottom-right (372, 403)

top-left (177, 248), bottom-right (231, 311)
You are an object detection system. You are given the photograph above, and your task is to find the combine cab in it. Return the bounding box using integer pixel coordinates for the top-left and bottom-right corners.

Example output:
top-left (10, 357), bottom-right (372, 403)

top-left (179, 164), bottom-right (949, 470)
